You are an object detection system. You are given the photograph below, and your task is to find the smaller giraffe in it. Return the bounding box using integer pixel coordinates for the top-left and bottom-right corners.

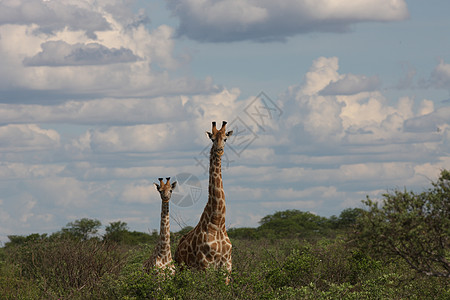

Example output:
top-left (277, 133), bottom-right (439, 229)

top-left (144, 177), bottom-right (177, 274)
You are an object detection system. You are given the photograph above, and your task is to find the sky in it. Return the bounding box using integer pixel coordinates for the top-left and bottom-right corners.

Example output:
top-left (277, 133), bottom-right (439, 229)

top-left (1, 0), bottom-right (450, 244)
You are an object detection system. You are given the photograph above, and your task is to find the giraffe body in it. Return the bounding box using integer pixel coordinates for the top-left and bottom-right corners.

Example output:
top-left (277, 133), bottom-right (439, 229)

top-left (175, 121), bottom-right (233, 277)
top-left (144, 177), bottom-right (177, 273)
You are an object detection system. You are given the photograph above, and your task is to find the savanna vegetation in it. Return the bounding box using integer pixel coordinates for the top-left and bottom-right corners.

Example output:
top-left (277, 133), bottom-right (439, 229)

top-left (1, 170), bottom-right (449, 299)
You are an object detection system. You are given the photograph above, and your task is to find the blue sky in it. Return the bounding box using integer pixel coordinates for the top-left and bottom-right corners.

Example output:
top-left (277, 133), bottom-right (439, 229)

top-left (1, 0), bottom-right (450, 244)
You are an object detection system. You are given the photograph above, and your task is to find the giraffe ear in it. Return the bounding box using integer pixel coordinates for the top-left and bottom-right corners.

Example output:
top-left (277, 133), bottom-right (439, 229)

top-left (226, 130), bottom-right (233, 137)
top-left (171, 181), bottom-right (177, 189)
top-left (206, 131), bottom-right (213, 140)
top-left (154, 183), bottom-right (160, 191)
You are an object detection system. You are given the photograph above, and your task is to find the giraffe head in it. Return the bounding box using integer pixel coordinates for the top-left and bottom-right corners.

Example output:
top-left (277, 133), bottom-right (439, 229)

top-left (206, 121), bottom-right (233, 157)
top-left (154, 177), bottom-right (177, 202)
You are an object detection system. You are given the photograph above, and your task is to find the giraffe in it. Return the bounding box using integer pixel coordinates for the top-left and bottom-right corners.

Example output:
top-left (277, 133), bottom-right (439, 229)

top-left (175, 121), bottom-right (233, 281)
top-left (144, 177), bottom-right (177, 274)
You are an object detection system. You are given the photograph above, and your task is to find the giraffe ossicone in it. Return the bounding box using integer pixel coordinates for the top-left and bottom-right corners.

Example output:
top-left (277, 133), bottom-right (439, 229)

top-left (175, 121), bottom-right (233, 282)
top-left (144, 177), bottom-right (177, 274)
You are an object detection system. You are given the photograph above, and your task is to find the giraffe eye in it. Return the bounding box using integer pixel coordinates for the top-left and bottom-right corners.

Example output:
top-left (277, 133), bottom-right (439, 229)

top-left (224, 138), bottom-right (227, 142)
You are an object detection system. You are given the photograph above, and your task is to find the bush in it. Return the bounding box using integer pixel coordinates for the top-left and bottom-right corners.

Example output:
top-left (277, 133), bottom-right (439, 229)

top-left (258, 210), bottom-right (332, 238)
top-left (228, 227), bottom-right (258, 239)
top-left (5, 238), bottom-right (127, 298)
top-left (356, 169), bottom-right (450, 278)
top-left (1, 205), bottom-right (449, 299)
top-left (0, 262), bottom-right (44, 299)
top-left (61, 218), bottom-right (102, 241)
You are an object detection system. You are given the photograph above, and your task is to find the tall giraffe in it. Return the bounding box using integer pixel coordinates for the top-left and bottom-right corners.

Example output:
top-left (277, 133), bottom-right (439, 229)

top-left (175, 121), bottom-right (233, 279)
top-left (144, 177), bottom-right (177, 273)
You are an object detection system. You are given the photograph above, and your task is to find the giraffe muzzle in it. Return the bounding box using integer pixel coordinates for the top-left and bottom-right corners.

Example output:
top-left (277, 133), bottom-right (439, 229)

top-left (215, 147), bottom-right (224, 155)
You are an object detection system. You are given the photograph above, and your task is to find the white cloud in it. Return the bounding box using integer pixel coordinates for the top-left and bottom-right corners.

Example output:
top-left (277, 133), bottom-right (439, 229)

top-left (0, 96), bottom-right (196, 125)
top-left (3, 1), bottom-right (448, 249)
top-left (1, 50), bottom-right (449, 245)
top-left (0, 163), bottom-right (64, 180)
top-left (404, 106), bottom-right (450, 133)
top-left (0, 2), bottom-right (214, 100)
top-left (26, 177), bottom-right (90, 207)
top-left (320, 74), bottom-right (380, 95)
top-left (75, 122), bottom-right (195, 153)
top-left (281, 57), bottom-right (445, 147)
top-left (418, 99), bottom-right (434, 116)
top-left (293, 56), bottom-right (341, 96)
top-left (338, 162), bottom-right (415, 183)
top-left (121, 180), bottom-right (159, 204)
top-left (167, 0), bottom-right (409, 42)
top-left (0, 0), bottom-right (111, 37)
top-left (23, 41), bottom-right (140, 66)
top-left (429, 60), bottom-right (450, 90)
top-left (0, 124), bottom-right (60, 151)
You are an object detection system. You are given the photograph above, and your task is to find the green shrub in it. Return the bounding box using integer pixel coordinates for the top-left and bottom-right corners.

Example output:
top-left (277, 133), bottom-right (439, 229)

top-left (0, 263), bottom-right (44, 300)
top-left (5, 238), bottom-right (127, 298)
top-left (356, 169), bottom-right (450, 278)
top-left (1, 203), bottom-right (449, 299)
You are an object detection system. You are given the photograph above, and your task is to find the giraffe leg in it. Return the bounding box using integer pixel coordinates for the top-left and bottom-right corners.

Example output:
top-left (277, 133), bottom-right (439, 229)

top-left (225, 257), bottom-right (232, 284)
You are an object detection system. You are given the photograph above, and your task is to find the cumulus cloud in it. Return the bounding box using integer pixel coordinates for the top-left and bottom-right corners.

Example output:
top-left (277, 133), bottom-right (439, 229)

top-left (1, 50), bottom-right (449, 245)
top-left (23, 41), bottom-right (140, 66)
top-left (0, 0), bottom-right (111, 38)
top-left (427, 60), bottom-right (450, 90)
top-left (82, 125), bottom-right (176, 153)
top-left (280, 56), bottom-right (442, 146)
top-left (0, 124), bottom-right (60, 151)
top-left (320, 74), bottom-right (381, 95)
top-left (26, 177), bottom-right (90, 207)
top-left (4, 1), bottom-right (449, 248)
top-left (0, 1), bottom-right (214, 100)
top-left (71, 121), bottom-right (206, 155)
top-left (0, 163), bottom-right (64, 180)
top-left (121, 180), bottom-right (158, 204)
top-left (404, 106), bottom-right (450, 133)
top-left (0, 96), bottom-right (197, 125)
top-left (167, 0), bottom-right (409, 42)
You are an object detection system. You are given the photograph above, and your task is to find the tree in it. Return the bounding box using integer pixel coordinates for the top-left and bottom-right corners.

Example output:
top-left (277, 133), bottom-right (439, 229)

top-left (5, 233), bottom-right (48, 248)
top-left (61, 218), bottom-right (102, 241)
top-left (227, 227), bottom-right (258, 239)
top-left (337, 208), bottom-right (364, 228)
top-left (104, 221), bottom-right (129, 243)
top-left (258, 209), bottom-right (331, 238)
top-left (356, 169), bottom-right (450, 277)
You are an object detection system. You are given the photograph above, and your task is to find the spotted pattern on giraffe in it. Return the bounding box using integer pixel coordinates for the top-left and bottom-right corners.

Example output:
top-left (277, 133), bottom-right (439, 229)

top-left (144, 177), bottom-right (177, 274)
top-left (175, 121), bottom-right (233, 282)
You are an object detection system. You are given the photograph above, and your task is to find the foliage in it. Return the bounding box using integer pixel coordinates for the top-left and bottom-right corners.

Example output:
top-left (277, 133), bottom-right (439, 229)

top-left (356, 169), bottom-right (450, 278)
top-left (334, 208), bottom-right (364, 228)
top-left (104, 221), bottom-right (155, 245)
top-left (228, 208), bottom-right (362, 240)
top-left (105, 221), bottom-right (129, 239)
top-left (60, 218), bottom-right (102, 241)
top-left (4, 233), bottom-right (48, 248)
top-left (0, 262), bottom-right (44, 299)
top-left (227, 227), bottom-right (258, 239)
top-left (2, 234), bottom-right (449, 299)
top-left (254, 209), bottom-right (330, 239)
top-left (3, 238), bottom-right (127, 299)
top-left (1, 202), bottom-right (449, 298)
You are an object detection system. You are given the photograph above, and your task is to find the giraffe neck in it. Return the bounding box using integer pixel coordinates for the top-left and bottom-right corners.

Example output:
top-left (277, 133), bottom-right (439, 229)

top-left (200, 150), bottom-right (226, 227)
top-left (157, 200), bottom-right (171, 255)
